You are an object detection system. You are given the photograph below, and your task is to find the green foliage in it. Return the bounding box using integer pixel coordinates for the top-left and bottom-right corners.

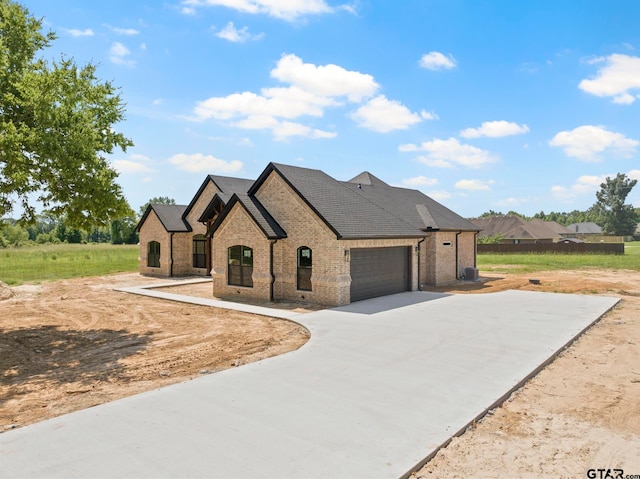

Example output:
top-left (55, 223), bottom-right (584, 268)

top-left (139, 196), bottom-right (176, 216)
top-left (478, 242), bottom-right (640, 273)
top-left (532, 209), bottom-right (600, 226)
top-left (0, 243), bottom-right (138, 285)
top-left (111, 216), bottom-right (139, 244)
top-left (0, 220), bottom-right (28, 245)
top-left (477, 233), bottom-right (504, 244)
top-left (0, 0), bottom-right (133, 229)
top-left (593, 173), bottom-right (639, 236)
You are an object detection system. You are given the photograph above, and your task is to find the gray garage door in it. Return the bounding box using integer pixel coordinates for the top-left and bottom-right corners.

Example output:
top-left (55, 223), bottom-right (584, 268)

top-left (350, 247), bottom-right (410, 302)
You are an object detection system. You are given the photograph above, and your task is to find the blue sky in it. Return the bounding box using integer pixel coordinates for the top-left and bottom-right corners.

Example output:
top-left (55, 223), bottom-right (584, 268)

top-left (20, 0), bottom-right (640, 218)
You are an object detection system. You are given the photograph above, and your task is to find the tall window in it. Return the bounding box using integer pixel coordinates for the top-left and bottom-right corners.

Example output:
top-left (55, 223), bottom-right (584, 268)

top-left (193, 235), bottom-right (207, 268)
top-left (228, 245), bottom-right (253, 287)
top-left (148, 241), bottom-right (160, 268)
top-left (297, 246), bottom-right (312, 291)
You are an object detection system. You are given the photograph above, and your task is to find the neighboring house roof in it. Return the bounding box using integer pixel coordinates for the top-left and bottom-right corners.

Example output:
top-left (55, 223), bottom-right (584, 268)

top-left (208, 193), bottom-right (286, 240)
top-left (565, 222), bottom-right (603, 234)
top-left (559, 237), bottom-right (584, 243)
top-left (247, 163), bottom-right (478, 239)
top-left (136, 204), bottom-right (190, 232)
top-left (470, 216), bottom-right (571, 240)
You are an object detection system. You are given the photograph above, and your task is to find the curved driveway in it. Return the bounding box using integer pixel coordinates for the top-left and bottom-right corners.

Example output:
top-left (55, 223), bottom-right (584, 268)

top-left (1, 290), bottom-right (618, 478)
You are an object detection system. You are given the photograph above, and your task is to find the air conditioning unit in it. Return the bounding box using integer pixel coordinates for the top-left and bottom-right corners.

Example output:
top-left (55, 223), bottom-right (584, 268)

top-left (464, 267), bottom-right (479, 281)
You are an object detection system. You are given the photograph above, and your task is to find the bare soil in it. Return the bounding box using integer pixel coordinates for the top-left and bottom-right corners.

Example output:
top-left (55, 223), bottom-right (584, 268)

top-left (2, 269), bottom-right (639, 477)
top-left (0, 274), bottom-right (309, 431)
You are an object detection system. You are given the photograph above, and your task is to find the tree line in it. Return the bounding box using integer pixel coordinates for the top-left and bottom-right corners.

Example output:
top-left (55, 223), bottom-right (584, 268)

top-left (476, 173), bottom-right (639, 237)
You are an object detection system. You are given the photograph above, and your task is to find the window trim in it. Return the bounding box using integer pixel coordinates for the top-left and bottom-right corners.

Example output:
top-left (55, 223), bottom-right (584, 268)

top-left (297, 246), bottom-right (312, 291)
top-left (228, 245), bottom-right (253, 287)
top-left (147, 241), bottom-right (160, 268)
top-left (192, 234), bottom-right (207, 268)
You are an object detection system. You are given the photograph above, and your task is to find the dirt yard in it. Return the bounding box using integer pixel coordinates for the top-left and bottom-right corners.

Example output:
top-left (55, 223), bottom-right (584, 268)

top-left (0, 274), bottom-right (310, 430)
top-left (1, 269), bottom-right (639, 477)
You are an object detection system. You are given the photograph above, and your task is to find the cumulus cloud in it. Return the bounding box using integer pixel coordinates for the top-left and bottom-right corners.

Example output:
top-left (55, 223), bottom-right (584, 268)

top-left (181, 0), bottom-right (341, 21)
top-left (168, 153), bottom-right (243, 173)
top-left (455, 179), bottom-right (494, 190)
top-left (579, 54), bottom-right (640, 104)
top-left (215, 21), bottom-right (264, 42)
top-left (399, 138), bottom-right (498, 168)
top-left (109, 42), bottom-right (135, 65)
top-left (351, 95), bottom-right (428, 132)
top-left (549, 125), bottom-right (638, 161)
top-left (460, 120), bottom-right (529, 139)
top-left (112, 154), bottom-right (154, 173)
top-left (271, 54), bottom-right (378, 102)
top-left (419, 51), bottom-right (457, 70)
top-left (402, 176), bottom-right (438, 187)
top-left (551, 175), bottom-right (608, 200)
top-left (193, 53), bottom-right (423, 139)
top-left (64, 28), bottom-right (94, 37)
top-left (426, 190), bottom-right (452, 201)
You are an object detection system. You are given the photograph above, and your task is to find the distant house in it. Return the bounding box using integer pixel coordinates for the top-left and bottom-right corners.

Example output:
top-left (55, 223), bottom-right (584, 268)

top-left (470, 216), bottom-right (571, 244)
top-left (565, 222), bottom-right (603, 236)
top-left (136, 162), bottom-right (480, 306)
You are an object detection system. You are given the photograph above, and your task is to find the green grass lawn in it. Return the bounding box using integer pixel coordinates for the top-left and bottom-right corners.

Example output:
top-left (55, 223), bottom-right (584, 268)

top-left (0, 243), bottom-right (139, 285)
top-left (478, 242), bottom-right (640, 273)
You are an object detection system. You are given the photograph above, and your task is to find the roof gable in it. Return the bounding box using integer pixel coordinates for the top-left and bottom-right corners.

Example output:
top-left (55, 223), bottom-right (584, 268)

top-left (135, 204), bottom-right (189, 233)
top-left (207, 193), bottom-right (286, 240)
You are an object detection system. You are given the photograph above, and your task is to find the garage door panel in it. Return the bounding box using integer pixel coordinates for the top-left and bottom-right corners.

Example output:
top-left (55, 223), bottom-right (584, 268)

top-left (350, 247), bottom-right (410, 302)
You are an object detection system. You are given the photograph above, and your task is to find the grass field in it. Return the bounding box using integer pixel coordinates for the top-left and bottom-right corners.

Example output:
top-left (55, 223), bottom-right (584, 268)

top-left (0, 243), bottom-right (139, 285)
top-left (478, 242), bottom-right (640, 273)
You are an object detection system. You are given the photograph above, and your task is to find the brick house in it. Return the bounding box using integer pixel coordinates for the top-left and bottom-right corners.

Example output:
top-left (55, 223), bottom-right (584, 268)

top-left (136, 163), bottom-right (480, 306)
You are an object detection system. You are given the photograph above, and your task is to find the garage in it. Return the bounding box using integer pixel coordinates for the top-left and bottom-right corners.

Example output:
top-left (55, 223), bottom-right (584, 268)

top-left (350, 247), bottom-right (411, 302)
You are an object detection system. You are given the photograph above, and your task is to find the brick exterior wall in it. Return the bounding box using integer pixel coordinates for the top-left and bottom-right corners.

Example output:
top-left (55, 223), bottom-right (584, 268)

top-left (138, 211), bottom-right (172, 276)
top-left (422, 231), bottom-right (477, 286)
top-left (211, 203), bottom-right (272, 302)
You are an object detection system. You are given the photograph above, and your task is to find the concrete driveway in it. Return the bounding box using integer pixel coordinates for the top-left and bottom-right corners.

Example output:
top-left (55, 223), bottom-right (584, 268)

top-left (0, 290), bottom-right (618, 479)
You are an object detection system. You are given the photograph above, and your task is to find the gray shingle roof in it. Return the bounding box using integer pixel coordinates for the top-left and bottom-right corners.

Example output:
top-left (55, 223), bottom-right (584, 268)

top-left (566, 222), bottom-right (603, 234)
top-left (470, 216), bottom-right (571, 239)
top-left (208, 193), bottom-right (286, 240)
top-left (253, 163), bottom-right (423, 239)
top-left (208, 175), bottom-right (254, 203)
top-left (343, 172), bottom-right (481, 232)
top-left (147, 204), bottom-right (189, 232)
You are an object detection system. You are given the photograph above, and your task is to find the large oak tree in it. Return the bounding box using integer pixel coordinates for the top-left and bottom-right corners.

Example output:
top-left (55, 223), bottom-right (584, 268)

top-left (0, 0), bottom-right (133, 229)
top-left (594, 173), bottom-right (638, 236)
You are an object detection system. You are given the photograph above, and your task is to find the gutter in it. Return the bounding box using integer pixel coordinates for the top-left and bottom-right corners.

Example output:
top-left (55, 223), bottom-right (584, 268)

top-left (474, 232), bottom-right (479, 268)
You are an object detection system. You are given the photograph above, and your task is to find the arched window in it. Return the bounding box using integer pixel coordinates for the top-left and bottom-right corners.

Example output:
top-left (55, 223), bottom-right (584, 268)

top-left (193, 235), bottom-right (207, 268)
top-left (147, 241), bottom-right (160, 268)
top-left (297, 246), bottom-right (312, 291)
top-left (228, 245), bottom-right (253, 287)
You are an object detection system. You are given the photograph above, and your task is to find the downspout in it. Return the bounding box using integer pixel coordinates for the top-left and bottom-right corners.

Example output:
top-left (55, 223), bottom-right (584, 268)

top-left (170, 233), bottom-right (174, 277)
top-left (473, 232), bottom-right (479, 268)
top-left (455, 231), bottom-right (462, 280)
top-left (269, 239), bottom-right (278, 301)
top-left (416, 236), bottom-right (426, 291)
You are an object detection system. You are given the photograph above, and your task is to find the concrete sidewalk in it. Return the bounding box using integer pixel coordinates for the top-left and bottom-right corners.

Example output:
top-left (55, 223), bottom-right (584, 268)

top-left (0, 290), bottom-right (618, 479)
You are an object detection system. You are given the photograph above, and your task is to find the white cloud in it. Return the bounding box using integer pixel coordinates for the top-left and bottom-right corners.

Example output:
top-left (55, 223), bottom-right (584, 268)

top-left (271, 54), bottom-right (378, 102)
top-left (549, 125), bottom-right (639, 161)
top-left (551, 175), bottom-right (607, 201)
top-left (351, 95), bottom-right (425, 132)
top-left (419, 51), bottom-right (457, 70)
top-left (579, 54), bottom-right (640, 104)
top-left (106, 25), bottom-right (140, 35)
top-left (399, 138), bottom-right (498, 168)
top-left (181, 0), bottom-right (340, 21)
top-left (152, 98), bottom-right (163, 106)
top-left (168, 153), bottom-right (243, 173)
top-left (215, 21), bottom-right (264, 42)
top-left (402, 176), bottom-right (438, 187)
top-left (460, 120), bottom-right (529, 139)
top-left (628, 169), bottom-right (640, 181)
top-left (112, 154), bottom-right (153, 173)
top-left (65, 28), bottom-right (94, 37)
top-left (426, 190), bottom-right (452, 201)
top-left (109, 42), bottom-right (135, 65)
top-left (455, 179), bottom-right (494, 190)
top-left (192, 54), bottom-right (393, 139)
